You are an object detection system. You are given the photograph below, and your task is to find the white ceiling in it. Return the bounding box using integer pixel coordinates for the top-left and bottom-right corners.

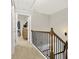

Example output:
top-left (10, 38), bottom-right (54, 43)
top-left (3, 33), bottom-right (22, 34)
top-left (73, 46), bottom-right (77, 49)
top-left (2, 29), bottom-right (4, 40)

top-left (33, 0), bottom-right (68, 15)
top-left (14, 0), bottom-right (35, 11)
top-left (14, 0), bottom-right (68, 15)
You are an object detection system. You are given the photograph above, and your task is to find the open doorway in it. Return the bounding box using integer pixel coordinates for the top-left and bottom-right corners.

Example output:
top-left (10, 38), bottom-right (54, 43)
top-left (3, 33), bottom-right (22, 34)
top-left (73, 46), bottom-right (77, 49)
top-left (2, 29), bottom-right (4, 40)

top-left (17, 14), bottom-right (29, 40)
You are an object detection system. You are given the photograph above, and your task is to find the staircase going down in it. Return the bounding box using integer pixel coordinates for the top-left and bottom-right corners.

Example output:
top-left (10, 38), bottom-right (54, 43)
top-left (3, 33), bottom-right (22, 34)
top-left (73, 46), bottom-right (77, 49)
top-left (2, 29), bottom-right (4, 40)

top-left (32, 28), bottom-right (68, 59)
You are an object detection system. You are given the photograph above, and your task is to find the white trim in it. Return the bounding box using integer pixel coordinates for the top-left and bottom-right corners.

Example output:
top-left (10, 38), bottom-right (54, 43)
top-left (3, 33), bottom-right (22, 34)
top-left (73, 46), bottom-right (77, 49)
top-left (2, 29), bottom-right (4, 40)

top-left (15, 10), bottom-right (32, 43)
top-left (32, 43), bottom-right (47, 59)
top-left (28, 16), bottom-right (32, 43)
top-left (16, 9), bottom-right (32, 16)
top-left (15, 13), bottom-right (18, 41)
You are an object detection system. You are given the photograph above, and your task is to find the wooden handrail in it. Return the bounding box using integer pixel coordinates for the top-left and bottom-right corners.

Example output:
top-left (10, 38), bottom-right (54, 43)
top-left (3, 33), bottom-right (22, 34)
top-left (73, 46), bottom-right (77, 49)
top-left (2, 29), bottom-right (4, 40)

top-left (64, 41), bottom-right (68, 52)
top-left (53, 32), bottom-right (65, 44)
top-left (31, 28), bottom-right (67, 59)
top-left (31, 30), bottom-right (50, 33)
top-left (49, 28), bottom-right (67, 59)
top-left (31, 30), bottom-right (65, 44)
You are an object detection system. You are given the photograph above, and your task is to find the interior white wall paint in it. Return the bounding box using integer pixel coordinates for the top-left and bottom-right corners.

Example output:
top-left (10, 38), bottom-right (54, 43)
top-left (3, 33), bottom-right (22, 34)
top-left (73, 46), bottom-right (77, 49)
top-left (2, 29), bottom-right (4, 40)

top-left (31, 11), bottom-right (50, 31)
top-left (31, 8), bottom-right (68, 42)
top-left (50, 8), bottom-right (68, 42)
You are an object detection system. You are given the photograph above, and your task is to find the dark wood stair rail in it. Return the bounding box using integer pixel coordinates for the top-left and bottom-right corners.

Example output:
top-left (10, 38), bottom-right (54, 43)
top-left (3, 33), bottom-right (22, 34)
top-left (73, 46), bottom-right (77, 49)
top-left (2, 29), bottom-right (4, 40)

top-left (50, 28), bottom-right (54, 59)
top-left (31, 28), bottom-right (67, 59)
top-left (49, 28), bottom-right (67, 59)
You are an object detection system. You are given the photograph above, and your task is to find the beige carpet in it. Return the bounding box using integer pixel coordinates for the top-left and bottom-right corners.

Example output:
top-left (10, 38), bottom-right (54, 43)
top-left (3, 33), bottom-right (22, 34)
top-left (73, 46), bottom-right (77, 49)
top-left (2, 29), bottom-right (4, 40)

top-left (12, 39), bottom-right (46, 59)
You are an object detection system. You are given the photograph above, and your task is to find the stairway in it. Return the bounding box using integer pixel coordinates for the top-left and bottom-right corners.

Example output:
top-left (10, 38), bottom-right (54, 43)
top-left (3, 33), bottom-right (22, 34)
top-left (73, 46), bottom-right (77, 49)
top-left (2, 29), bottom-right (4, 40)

top-left (32, 28), bottom-right (68, 59)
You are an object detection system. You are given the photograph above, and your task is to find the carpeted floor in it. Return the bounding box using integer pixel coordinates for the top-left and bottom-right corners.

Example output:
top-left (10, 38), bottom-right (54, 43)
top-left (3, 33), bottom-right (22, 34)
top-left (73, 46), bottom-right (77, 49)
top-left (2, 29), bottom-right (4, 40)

top-left (12, 39), bottom-right (46, 59)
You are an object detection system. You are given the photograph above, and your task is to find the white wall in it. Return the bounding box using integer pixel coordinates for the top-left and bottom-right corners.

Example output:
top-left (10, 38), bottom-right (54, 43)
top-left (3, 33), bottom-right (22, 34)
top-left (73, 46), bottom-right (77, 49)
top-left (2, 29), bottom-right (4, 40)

top-left (31, 11), bottom-right (50, 31)
top-left (31, 8), bottom-right (68, 42)
top-left (50, 8), bottom-right (68, 41)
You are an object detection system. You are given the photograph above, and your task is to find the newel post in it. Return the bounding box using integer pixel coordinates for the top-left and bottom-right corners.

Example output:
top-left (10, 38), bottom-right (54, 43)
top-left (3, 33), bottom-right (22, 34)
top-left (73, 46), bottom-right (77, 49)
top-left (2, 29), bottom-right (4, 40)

top-left (50, 28), bottom-right (55, 59)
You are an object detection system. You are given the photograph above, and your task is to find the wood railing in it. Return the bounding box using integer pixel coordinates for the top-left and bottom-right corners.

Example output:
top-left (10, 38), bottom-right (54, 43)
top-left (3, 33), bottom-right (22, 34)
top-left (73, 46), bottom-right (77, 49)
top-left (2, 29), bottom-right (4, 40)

top-left (32, 28), bottom-right (68, 59)
top-left (50, 28), bottom-right (67, 59)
